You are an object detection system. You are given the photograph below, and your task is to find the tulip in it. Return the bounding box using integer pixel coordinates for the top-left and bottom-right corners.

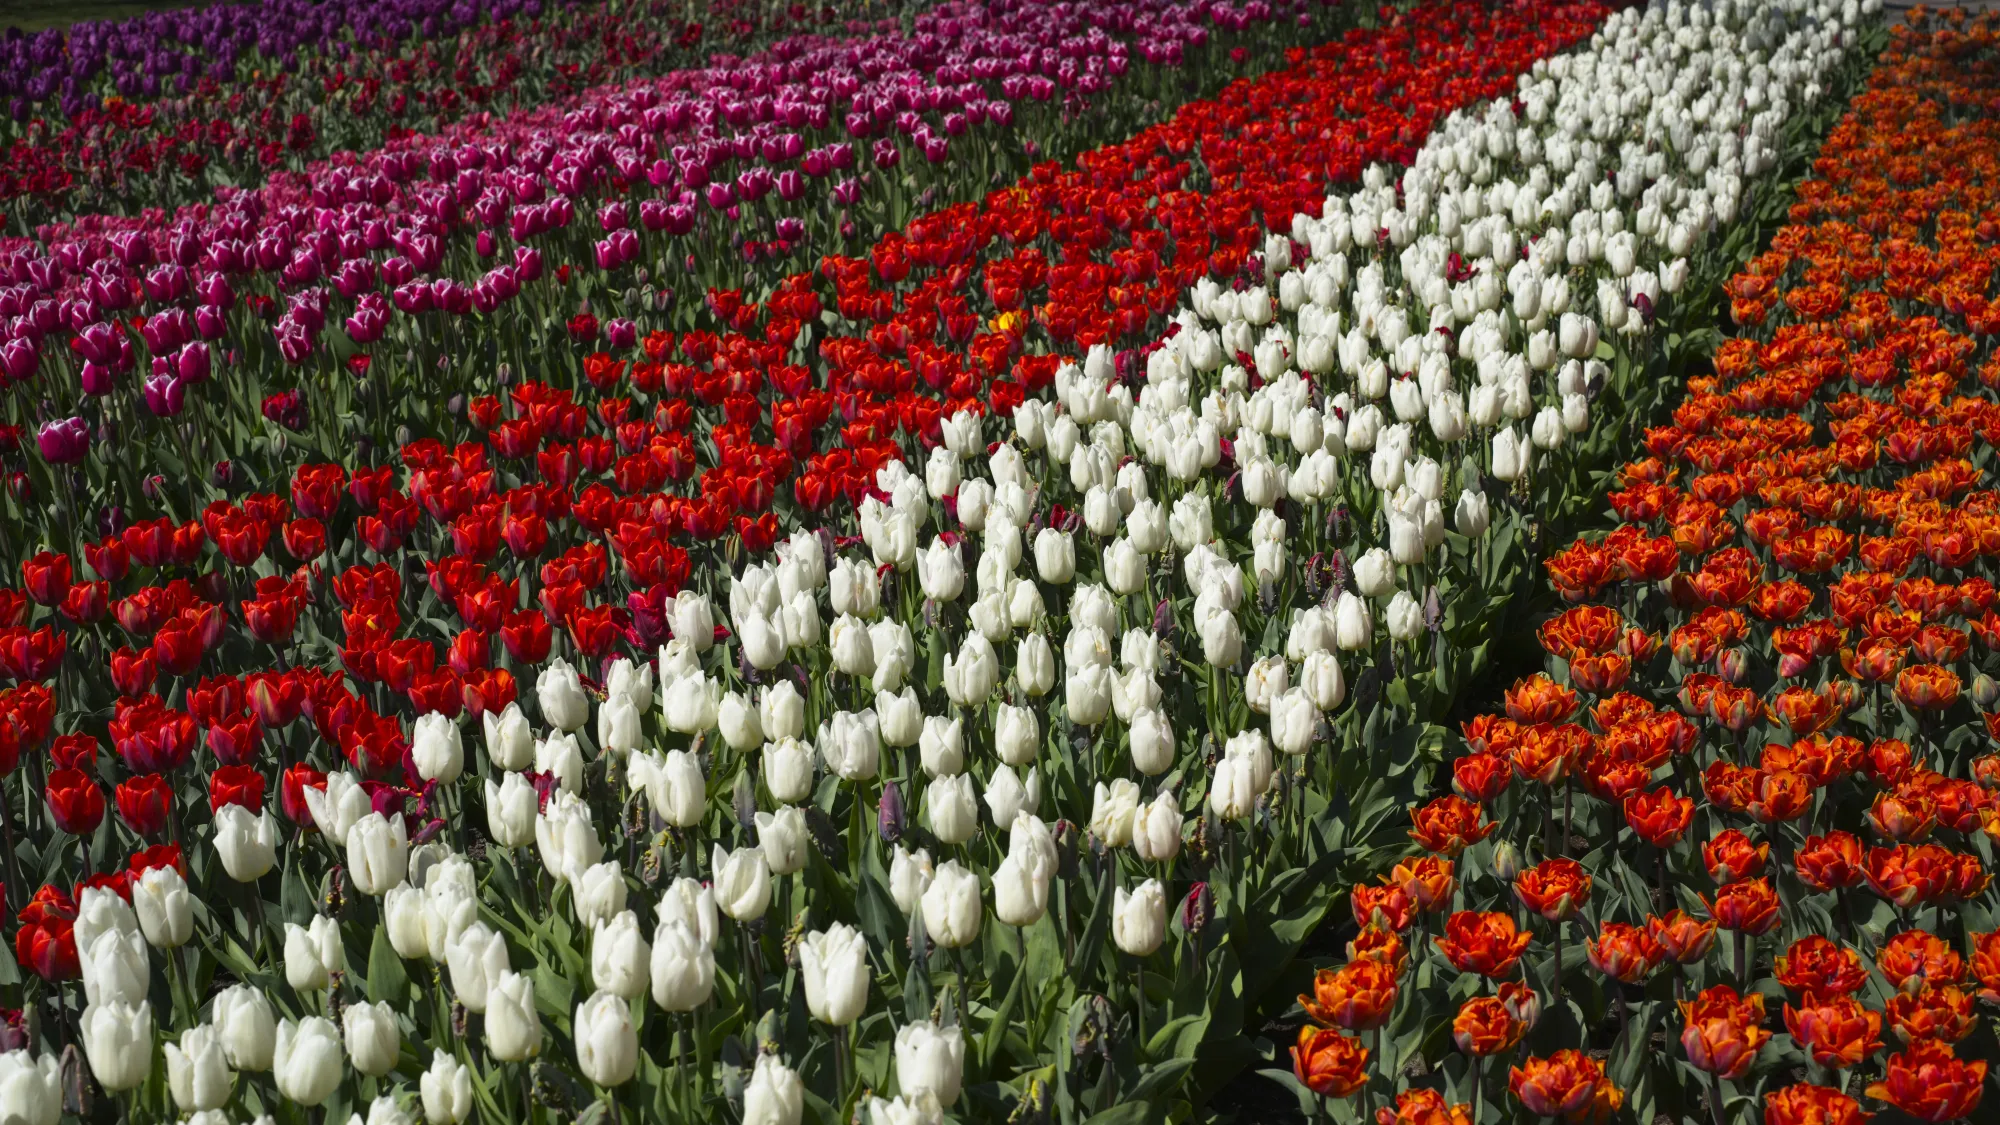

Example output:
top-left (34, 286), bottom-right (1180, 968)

top-left (212, 985), bottom-right (275, 1070)
top-left (649, 919), bottom-right (715, 1011)
top-left (485, 971), bottom-right (543, 1061)
top-left (273, 1016), bottom-right (343, 1105)
top-left (80, 1001), bottom-right (154, 1092)
top-left (421, 1050), bottom-right (473, 1125)
top-left (718, 692), bottom-right (764, 753)
top-left (1453, 994), bottom-right (1527, 1057)
top-left (1865, 1039), bottom-right (1986, 1122)
top-left (925, 774), bottom-right (980, 845)
top-left (762, 737), bottom-right (815, 803)
top-left (535, 732), bottom-right (585, 794)
top-left (994, 703), bottom-right (1039, 766)
top-left (890, 846), bottom-right (934, 916)
top-left (708, 843), bottom-right (769, 921)
top-left (284, 916), bottom-right (342, 991)
top-left (639, 748), bottom-right (706, 828)
top-left (918, 715), bottom-right (965, 777)
top-left (482, 702), bottom-right (534, 770)
top-left (1434, 911), bottom-right (1533, 978)
top-left (1131, 791), bottom-right (1182, 863)
top-left (346, 811), bottom-right (409, 895)
top-left (484, 771), bottom-right (538, 847)
top-left (574, 860), bottom-right (629, 930)
top-left (1113, 880), bottom-right (1168, 957)
top-left (536, 658), bottom-right (589, 731)
top-left (132, 864), bottom-right (193, 948)
top-left (213, 804), bottom-right (278, 882)
top-left (303, 771), bottom-right (370, 846)
top-left (0, 1050), bottom-right (60, 1125)
top-left (895, 1021), bottom-right (964, 1107)
top-left (445, 922), bottom-right (510, 1013)
top-left (1291, 1026), bottom-right (1368, 1097)
top-left (658, 878), bottom-right (719, 951)
top-left (818, 710), bottom-right (881, 781)
top-left (799, 923), bottom-right (871, 1026)
top-left (992, 854), bottom-right (1051, 927)
top-left (574, 992), bottom-right (638, 1087)
top-left (921, 861), bottom-right (982, 948)
top-left (743, 1054), bottom-right (805, 1125)
top-left (1509, 1050), bottom-right (1607, 1117)
top-left (537, 790), bottom-right (603, 885)
top-left (78, 925), bottom-right (149, 1009)
top-left (411, 712), bottom-right (463, 783)
top-left (163, 1025), bottom-right (233, 1112)
top-left (1679, 985), bottom-right (1771, 1079)
top-left (343, 1000), bottom-right (401, 1077)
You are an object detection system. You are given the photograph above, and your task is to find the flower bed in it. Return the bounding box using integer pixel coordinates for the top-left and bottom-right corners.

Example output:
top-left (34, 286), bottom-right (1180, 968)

top-left (0, 1), bottom-right (1893, 1123)
top-left (1339, 7), bottom-right (2000, 1125)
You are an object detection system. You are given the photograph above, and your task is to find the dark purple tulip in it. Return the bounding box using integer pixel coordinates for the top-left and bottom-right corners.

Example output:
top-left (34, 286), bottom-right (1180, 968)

top-left (194, 305), bottom-right (228, 341)
top-left (176, 342), bottom-right (210, 384)
top-left (143, 372), bottom-right (185, 416)
top-left (36, 417), bottom-right (89, 464)
top-left (81, 361), bottom-right (115, 396)
top-left (0, 337), bottom-right (37, 383)
top-left (605, 318), bottom-right (637, 350)
top-left (775, 217), bottom-right (805, 242)
top-left (832, 178), bottom-right (861, 206)
top-left (872, 138), bottom-right (902, 170)
top-left (776, 170), bottom-right (804, 202)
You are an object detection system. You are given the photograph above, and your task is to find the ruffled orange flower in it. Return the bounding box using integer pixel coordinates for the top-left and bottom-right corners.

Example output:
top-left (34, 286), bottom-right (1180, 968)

top-left (1407, 795), bottom-right (1495, 856)
top-left (1679, 984), bottom-right (1772, 1079)
top-left (1391, 856), bottom-right (1455, 914)
top-left (1782, 992), bottom-right (1882, 1068)
top-left (1774, 936), bottom-right (1868, 996)
top-left (1433, 911), bottom-right (1533, 979)
top-left (1865, 844), bottom-right (1956, 909)
top-left (1623, 785), bottom-right (1694, 847)
top-left (1972, 929), bottom-right (2000, 1004)
top-left (1452, 752), bottom-right (1511, 802)
top-left (1867, 788), bottom-right (1938, 842)
top-left (1347, 924), bottom-right (1407, 976)
top-left (1894, 664), bottom-right (1960, 711)
top-left (1762, 1083), bottom-right (1869, 1125)
top-left (1840, 635), bottom-right (1906, 683)
top-left (1292, 1026), bottom-right (1369, 1098)
top-left (1865, 1039), bottom-right (1986, 1123)
top-left (1452, 994), bottom-right (1526, 1057)
top-left (1352, 882), bottom-right (1415, 932)
top-left (1792, 831), bottom-right (1865, 894)
top-left (1703, 828), bottom-right (1770, 884)
top-left (1509, 1050), bottom-right (1609, 1118)
top-left (1884, 984), bottom-right (1976, 1044)
top-left (1505, 674), bottom-right (1578, 726)
top-left (1704, 877), bottom-right (1781, 935)
top-left (1746, 769), bottom-right (1815, 824)
top-left (1584, 922), bottom-right (1663, 984)
top-left (1373, 1088), bottom-right (1472, 1125)
top-left (1515, 857), bottom-right (1592, 923)
top-left (1538, 605), bottom-right (1624, 659)
top-left (1876, 929), bottom-right (1964, 993)
top-left (1299, 957), bottom-right (1398, 1032)
top-left (1647, 910), bottom-right (1719, 964)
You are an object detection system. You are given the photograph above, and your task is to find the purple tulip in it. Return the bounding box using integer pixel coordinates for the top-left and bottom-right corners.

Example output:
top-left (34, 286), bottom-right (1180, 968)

top-left (143, 371), bottom-right (186, 416)
top-left (775, 217), bottom-right (805, 242)
top-left (176, 341), bottom-right (211, 384)
top-left (0, 337), bottom-right (36, 383)
top-left (195, 305), bottom-right (229, 341)
top-left (606, 318), bottom-right (637, 349)
top-left (36, 417), bottom-right (89, 464)
top-left (81, 360), bottom-right (115, 396)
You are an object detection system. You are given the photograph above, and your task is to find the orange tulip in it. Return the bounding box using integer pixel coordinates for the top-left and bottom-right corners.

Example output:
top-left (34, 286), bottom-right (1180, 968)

top-left (1373, 1088), bottom-right (1472, 1125)
top-left (1774, 936), bottom-right (1867, 996)
top-left (1514, 857), bottom-right (1592, 923)
top-left (1352, 882), bottom-right (1415, 932)
top-left (1433, 911), bottom-right (1533, 979)
top-left (1841, 635), bottom-right (1906, 684)
top-left (1703, 828), bottom-right (1770, 884)
top-left (1299, 958), bottom-right (1398, 1032)
top-left (1876, 929), bottom-right (1964, 993)
top-left (1451, 752), bottom-right (1512, 803)
top-left (1508, 1050), bottom-right (1608, 1118)
top-left (1679, 984), bottom-right (1772, 1079)
top-left (1970, 929), bottom-right (2000, 1005)
top-left (1647, 910), bottom-right (1719, 964)
top-left (1865, 844), bottom-right (1955, 909)
top-left (1584, 922), bottom-right (1663, 984)
top-left (1347, 923), bottom-right (1407, 976)
top-left (1505, 674), bottom-right (1578, 725)
top-left (1866, 788), bottom-right (1937, 842)
top-left (1452, 994), bottom-right (1526, 1057)
top-left (1623, 785), bottom-right (1694, 847)
top-left (1407, 795), bottom-right (1495, 856)
top-left (1782, 992), bottom-right (1883, 1068)
top-left (1762, 1083), bottom-right (1868, 1125)
top-left (1538, 606), bottom-right (1625, 659)
top-left (1865, 1039), bottom-right (1987, 1122)
top-left (1704, 877), bottom-right (1781, 936)
top-left (1291, 1026), bottom-right (1370, 1098)
top-left (1885, 984), bottom-right (1976, 1044)
top-left (1568, 653), bottom-right (1631, 695)
top-left (1894, 664), bottom-right (1961, 711)
top-left (1385, 854), bottom-right (1452, 913)
top-left (1794, 831), bottom-right (1865, 893)
top-left (1745, 769), bottom-right (1815, 824)
top-left (1769, 685), bottom-right (1839, 735)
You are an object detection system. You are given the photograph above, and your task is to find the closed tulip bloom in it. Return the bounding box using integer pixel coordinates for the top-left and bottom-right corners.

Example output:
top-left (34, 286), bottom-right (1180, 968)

top-left (445, 922), bottom-right (510, 1013)
top-left (758, 682), bottom-right (805, 742)
top-left (583, 912), bottom-right (650, 1002)
top-left (716, 691), bottom-right (763, 752)
top-left (1679, 985), bottom-right (1771, 1079)
top-left (817, 710), bottom-right (881, 781)
top-left (485, 971), bottom-right (543, 1061)
top-left (896, 1021), bottom-right (965, 1106)
top-left (273, 1016), bottom-right (343, 1106)
top-left (1033, 528), bottom-right (1076, 583)
top-left (658, 877), bottom-right (719, 951)
top-left (484, 771), bottom-right (538, 848)
top-left (756, 807), bottom-right (809, 876)
top-left (1018, 632), bottom-right (1057, 698)
top-left (536, 658), bottom-right (589, 731)
top-left (213, 804), bottom-right (278, 883)
top-left (79, 927), bottom-right (149, 1009)
top-left (0, 1050), bottom-right (61, 1125)
top-left (421, 1049), bottom-right (473, 1125)
top-left (574, 992), bottom-right (638, 1087)
top-left (649, 919), bottom-right (715, 1011)
top-left (535, 732), bottom-right (585, 793)
top-left (1090, 779), bottom-right (1141, 847)
top-left (1132, 791), bottom-right (1182, 862)
top-left (799, 923), bottom-right (871, 1026)
top-left (81, 1001), bottom-right (154, 1092)
top-left (573, 861), bottom-right (628, 930)
top-left (482, 702), bottom-right (534, 770)
top-left (164, 1025), bottom-right (233, 1112)
top-left (132, 864), bottom-right (193, 948)
top-left (918, 715), bottom-right (964, 777)
top-left (640, 748), bottom-right (705, 828)
top-left (926, 774), bottom-right (980, 845)
top-left (919, 538), bottom-right (965, 602)
top-left (944, 633), bottom-right (1000, 705)
top-left (713, 844), bottom-right (772, 921)
top-left (921, 861), bottom-right (983, 948)
top-left (1113, 880), bottom-right (1168, 956)
top-left (1453, 995), bottom-right (1526, 1057)
top-left (743, 1054), bottom-right (804, 1125)
top-left (536, 790), bottom-right (603, 885)
top-left (384, 883), bottom-right (434, 961)
top-left (983, 764), bottom-right (1039, 831)
top-left (876, 687), bottom-right (922, 748)
top-left (829, 614), bottom-right (875, 679)
top-left (303, 771), bottom-right (370, 846)
top-left (1210, 753), bottom-right (1259, 820)
top-left (1129, 708), bottom-right (1175, 775)
top-left (1292, 1026), bottom-right (1369, 1097)
top-left (212, 985), bottom-right (276, 1070)
top-left (342, 1000), bottom-right (400, 1077)
top-left (412, 712), bottom-right (463, 783)
top-left (284, 916), bottom-right (342, 991)
top-left (1269, 688), bottom-right (1319, 755)
top-left (992, 854), bottom-right (1051, 927)
top-left (890, 846), bottom-right (934, 915)
top-left (994, 703), bottom-right (1039, 766)
top-left (1334, 592), bottom-right (1372, 650)
top-left (762, 738), bottom-right (815, 803)
top-left (346, 812), bottom-right (409, 896)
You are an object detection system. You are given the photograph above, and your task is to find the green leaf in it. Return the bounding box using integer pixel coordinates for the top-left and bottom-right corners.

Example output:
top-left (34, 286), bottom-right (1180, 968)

top-left (366, 924), bottom-right (409, 1005)
top-left (1081, 1102), bottom-right (1154, 1125)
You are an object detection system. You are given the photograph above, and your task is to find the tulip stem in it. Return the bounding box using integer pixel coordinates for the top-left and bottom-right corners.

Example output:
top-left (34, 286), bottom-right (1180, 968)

top-left (1471, 1053), bottom-right (1482, 1124)
top-left (0, 776), bottom-right (24, 918)
top-left (1132, 961), bottom-right (1145, 1054)
top-left (1706, 1070), bottom-right (1726, 1125)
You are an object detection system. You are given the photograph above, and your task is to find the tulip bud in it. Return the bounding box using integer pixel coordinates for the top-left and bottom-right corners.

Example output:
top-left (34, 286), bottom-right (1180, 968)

top-left (575, 992), bottom-right (639, 1087)
top-left (744, 1054), bottom-right (805, 1125)
top-left (343, 1001), bottom-right (401, 1077)
top-left (132, 865), bottom-right (193, 949)
top-left (1113, 879), bottom-right (1168, 956)
top-left (1180, 883), bottom-right (1214, 934)
top-left (164, 1025), bottom-right (233, 1112)
top-left (920, 861), bottom-right (983, 948)
top-left (212, 985), bottom-right (276, 1071)
top-left (484, 971), bottom-right (542, 1061)
top-left (649, 919), bottom-right (716, 1012)
top-left (272, 1017), bottom-right (342, 1106)
top-left (421, 1050), bottom-right (474, 1125)
top-left (799, 923), bottom-right (871, 1026)
top-left (895, 1021), bottom-right (965, 1107)
top-left (81, 1002), bottom-right (154, 1093)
